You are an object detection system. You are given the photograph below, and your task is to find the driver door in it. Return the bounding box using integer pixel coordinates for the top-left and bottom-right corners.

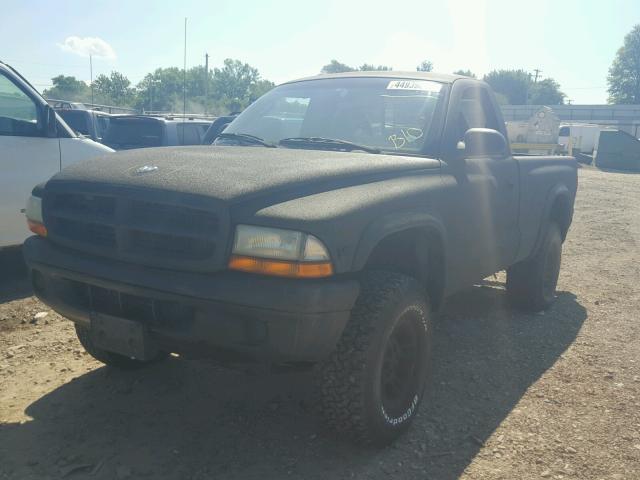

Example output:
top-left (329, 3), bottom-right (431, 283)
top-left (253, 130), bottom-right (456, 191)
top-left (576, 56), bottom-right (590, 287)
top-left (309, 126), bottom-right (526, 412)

top-left (440, 84), bottom-right (519, 286)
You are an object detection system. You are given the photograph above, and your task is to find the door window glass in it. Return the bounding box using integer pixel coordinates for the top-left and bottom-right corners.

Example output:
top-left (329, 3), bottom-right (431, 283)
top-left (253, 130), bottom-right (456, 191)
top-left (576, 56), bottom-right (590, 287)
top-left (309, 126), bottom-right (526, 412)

top-left (0, 73), bottom-right (40, 136)
top-left (456, 87), bottom-right (501, 142)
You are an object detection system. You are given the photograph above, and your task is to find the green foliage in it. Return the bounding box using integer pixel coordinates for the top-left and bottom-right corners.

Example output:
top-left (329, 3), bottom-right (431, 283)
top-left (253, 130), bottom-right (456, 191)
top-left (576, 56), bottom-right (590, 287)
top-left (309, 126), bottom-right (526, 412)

top-left (92, 71), bottom-right (134, 106)
top-left (249, 79), bottom-right (276, 103)
top-left (483, 69), bottom-right (531, 104)
top-left (42, 58), bottom-right (274, 115)
top-left (607, 25), bottom-right (640, 104)
top-left (528, 78), bottom-right (565, 105)
top-left (358, 64), bottom-right (392, 71)
top-left (320, 60), bottom-right (392, 74)
top-left (43, 75), bottom-right (90, 101)
top-left (417, 60), bottom-right (433, 72)
top-left (483, 69), bottom-right (564, 105)
top-left (136, 67), bottom-right (185, 112)
top-left (321, 60), bottom-right (355, 74)
top-left (212, 59), bottom-right (260, 109)
top-left (453, 69), bottom-right (476, 78)
top-left (41, 58), bottom-right (569, 114)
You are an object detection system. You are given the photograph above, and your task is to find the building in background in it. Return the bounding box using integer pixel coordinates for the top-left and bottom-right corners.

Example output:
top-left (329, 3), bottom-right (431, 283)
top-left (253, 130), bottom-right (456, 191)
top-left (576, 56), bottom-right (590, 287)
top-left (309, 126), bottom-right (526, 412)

top-left (501, 105), bottom-right (640, 138)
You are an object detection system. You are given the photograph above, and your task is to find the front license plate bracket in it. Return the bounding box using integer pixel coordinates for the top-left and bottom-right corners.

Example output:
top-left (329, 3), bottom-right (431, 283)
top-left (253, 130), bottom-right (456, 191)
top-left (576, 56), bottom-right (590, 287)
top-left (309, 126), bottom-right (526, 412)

top-left (90, 313), bottom-right (158, 360)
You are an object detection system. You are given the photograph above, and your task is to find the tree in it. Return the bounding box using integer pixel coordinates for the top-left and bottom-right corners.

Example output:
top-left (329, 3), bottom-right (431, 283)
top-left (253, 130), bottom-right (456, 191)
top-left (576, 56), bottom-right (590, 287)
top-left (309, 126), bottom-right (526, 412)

top-left (417, 60), bottom-right (433, 72)
top-left (92, 71), bottom-right (134, 105)
top-left (453, 69), bottom-right (476, 78)
top-left (44, 58), bottom-right (274, 114)
top-left (607, 24), bottom-right (640, 104)
top-left (483, 69), bottom-right (531, 104)
top-left (358, 64), bottom-right (392, 71)
top-left (321, 60), bottom-right (355, 74)
top-left (185, 65), bottom-right (212, 99)
top-left (528, 78), bottom-right (565, 105)
top-left (484, 69), bottom-right (564, 105)
top-left (136, 67), bottom-right (184, 112)
top-left (249, 79), bottom-right (275, 102)
top-left (212, 59), bottom-right (261, 108)
top-left (43, 75), bottom-right (90, 101)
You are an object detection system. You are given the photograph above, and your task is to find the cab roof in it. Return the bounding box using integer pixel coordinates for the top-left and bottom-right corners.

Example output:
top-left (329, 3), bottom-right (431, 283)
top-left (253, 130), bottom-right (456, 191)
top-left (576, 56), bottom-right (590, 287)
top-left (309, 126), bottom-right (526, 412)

top-left (284, 70), bottom-right (469, 85)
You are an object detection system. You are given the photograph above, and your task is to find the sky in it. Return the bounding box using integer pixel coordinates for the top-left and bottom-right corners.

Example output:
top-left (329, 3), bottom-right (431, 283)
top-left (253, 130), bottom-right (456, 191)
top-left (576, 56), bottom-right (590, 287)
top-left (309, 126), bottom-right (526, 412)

top-left (1, 0), bottom-right (638, 104)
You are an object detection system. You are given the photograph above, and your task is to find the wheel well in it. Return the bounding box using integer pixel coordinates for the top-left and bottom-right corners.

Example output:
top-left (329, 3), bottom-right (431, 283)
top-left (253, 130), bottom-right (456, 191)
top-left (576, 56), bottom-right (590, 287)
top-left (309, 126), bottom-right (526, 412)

top-left (549, 195), bottom-right (572, 240)
top-left (363, 228), bottom-right (445, 310)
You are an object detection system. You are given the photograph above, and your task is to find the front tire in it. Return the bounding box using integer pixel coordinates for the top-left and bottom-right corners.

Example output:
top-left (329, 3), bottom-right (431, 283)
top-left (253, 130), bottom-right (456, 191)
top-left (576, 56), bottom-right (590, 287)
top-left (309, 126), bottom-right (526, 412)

top-left (75, 324), bottom-right (168, 370)
top-left (506, 222), bottom-right (563, 312)
top-left (314, 271), bottom-right (433, 445)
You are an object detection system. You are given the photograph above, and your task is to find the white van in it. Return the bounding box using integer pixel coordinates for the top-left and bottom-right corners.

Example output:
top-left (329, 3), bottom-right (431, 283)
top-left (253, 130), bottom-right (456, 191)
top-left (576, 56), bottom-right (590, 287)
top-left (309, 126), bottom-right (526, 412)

top-left (558, 123), bottom-right (601, 154)
top-left (0, 61), bottom-right (113, 249)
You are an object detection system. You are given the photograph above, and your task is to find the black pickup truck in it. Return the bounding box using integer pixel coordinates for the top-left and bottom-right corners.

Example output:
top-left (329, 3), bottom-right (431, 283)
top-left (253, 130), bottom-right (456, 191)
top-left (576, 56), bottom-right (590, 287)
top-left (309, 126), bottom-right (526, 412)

top-left (23, 72), bottom-right (577, 445)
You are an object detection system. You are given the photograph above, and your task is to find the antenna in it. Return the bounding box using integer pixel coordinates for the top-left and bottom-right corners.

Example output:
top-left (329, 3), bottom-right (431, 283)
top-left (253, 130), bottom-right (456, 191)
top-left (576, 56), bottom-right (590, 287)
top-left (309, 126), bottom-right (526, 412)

top-left (183, 17), bottom-right (187, 117)
top-left (90, 54), bottom-right (94, 104)
top-left (204, 53), bottom-right (209, 115)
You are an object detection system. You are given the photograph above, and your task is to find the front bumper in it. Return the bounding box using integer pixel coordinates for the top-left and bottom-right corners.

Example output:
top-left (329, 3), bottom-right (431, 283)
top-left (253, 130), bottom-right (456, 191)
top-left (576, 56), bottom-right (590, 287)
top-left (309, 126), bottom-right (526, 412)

top-left (23, 236), bottom-right (359, 362)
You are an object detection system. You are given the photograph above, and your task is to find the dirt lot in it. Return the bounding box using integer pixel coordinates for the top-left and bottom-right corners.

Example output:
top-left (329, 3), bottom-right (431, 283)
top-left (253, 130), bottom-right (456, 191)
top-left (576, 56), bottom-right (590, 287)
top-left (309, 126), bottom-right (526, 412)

top-left (1, 167), bottom-right (639, 480)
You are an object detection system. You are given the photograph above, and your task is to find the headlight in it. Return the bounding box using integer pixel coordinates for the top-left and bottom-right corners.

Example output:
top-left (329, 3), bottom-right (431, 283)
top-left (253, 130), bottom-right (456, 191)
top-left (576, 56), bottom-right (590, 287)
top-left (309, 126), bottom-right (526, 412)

top-left (228, 225), bottom-right (333, 278)
top-left (25, 195), bottom-right (47, 237)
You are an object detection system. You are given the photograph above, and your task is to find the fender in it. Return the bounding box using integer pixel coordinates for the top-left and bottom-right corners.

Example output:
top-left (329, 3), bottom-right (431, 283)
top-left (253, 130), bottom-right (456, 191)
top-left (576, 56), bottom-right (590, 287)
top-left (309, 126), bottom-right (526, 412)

top-left (531, 183), bottom-right (573, 258)
top-left (351, 211), bottom-right (448, 272)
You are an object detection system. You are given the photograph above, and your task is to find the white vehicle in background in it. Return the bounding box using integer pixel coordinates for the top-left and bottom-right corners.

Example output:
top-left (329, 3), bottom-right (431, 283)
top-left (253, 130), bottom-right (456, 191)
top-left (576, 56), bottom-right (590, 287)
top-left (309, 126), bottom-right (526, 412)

top-left (0, 60), bottom-right (113, 249)
top-left (558, 123), bottom-right (601, 154)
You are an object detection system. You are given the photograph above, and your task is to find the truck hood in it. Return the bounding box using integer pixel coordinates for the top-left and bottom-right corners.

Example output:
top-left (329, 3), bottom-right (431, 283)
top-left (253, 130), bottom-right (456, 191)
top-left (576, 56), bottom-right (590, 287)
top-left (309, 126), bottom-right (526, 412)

top-left (49, 145), bottom-right (440, 203)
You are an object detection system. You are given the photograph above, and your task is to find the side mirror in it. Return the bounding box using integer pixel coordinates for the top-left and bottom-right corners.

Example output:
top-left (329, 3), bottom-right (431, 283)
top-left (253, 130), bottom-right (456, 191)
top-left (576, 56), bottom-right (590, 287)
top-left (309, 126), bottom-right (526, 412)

top-left (459, 128), bottom-right (508, 157)
top-left (44, 105), bottom-right (58, 138)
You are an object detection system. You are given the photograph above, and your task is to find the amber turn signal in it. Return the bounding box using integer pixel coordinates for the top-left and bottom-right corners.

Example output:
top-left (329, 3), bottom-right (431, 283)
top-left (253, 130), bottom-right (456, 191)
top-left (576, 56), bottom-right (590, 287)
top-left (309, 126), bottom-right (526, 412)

top-left (27, 220), bottom-right (47, 237)
top-left (228, 255), bottom-right (333, 278)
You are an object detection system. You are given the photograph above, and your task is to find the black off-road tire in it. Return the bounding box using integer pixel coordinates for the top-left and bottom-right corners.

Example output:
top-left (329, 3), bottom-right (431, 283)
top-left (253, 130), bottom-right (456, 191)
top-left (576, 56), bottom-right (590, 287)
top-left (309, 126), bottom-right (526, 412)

top-left (75, 324), bottom-right (168, 370)
top-left (314, 271), bottom-right (433, 445)
top-left (506, 221), bottom-right (563, 312)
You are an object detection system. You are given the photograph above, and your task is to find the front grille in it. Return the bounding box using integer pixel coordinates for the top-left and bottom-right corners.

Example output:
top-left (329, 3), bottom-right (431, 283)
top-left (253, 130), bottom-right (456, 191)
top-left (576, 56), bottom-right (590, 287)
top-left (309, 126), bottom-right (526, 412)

top-left (53, 277), bottom-right (194, 330)
top-left (128, 200), bottom-right (218, 235)
top-left (44, 190), bottom-right (227, 271)
top-left (128, 229), bottom-right (214, 259)
top-left (54, 218), bottom-right (117, 248)
top-left (54, 193), bottom-right (116, 218)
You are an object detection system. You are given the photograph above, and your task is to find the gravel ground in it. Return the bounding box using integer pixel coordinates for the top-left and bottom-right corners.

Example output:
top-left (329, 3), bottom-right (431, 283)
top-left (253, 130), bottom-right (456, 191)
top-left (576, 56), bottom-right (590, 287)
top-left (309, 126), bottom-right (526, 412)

top-left (0, 166), bottom-right (639, 480)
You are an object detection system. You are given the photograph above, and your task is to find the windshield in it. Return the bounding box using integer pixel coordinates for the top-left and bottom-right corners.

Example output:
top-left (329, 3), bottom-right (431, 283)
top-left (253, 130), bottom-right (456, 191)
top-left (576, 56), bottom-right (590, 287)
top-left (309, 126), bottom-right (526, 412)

top-left (223, 77), bottom-right (445, 154)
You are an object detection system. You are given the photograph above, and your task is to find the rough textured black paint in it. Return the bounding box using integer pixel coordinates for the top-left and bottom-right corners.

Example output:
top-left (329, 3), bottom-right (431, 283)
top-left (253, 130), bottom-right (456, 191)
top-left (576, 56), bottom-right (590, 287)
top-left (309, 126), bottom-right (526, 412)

top-left (24, 73), bottom-right (578, 363)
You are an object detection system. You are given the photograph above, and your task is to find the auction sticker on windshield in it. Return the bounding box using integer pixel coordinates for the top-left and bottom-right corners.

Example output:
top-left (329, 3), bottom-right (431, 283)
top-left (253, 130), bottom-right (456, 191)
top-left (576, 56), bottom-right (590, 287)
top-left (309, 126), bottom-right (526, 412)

top-left (386, 80), bottom-right (441, 91)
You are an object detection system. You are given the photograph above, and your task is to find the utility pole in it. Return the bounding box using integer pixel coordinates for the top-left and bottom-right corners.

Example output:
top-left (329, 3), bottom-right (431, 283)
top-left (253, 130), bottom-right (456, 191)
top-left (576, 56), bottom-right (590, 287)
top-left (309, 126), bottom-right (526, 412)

top-left (183, 17), bottom-right (187, 117)
top-left (533, 68), bottom-right (542, 83)
top-left (90, 54), bottom-right (94, 105)
top-left (204, 53), bottom-right (209, 115)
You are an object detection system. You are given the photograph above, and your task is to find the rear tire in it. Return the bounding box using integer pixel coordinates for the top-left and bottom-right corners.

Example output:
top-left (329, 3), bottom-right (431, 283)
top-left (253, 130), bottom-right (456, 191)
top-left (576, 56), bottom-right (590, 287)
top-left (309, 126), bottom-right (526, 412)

top-left (75, 324), bottom-right (168, 370)
top-left (314, 271), bottom-right (433, 445)
top-left (506, 222), bottom-right (563, 312)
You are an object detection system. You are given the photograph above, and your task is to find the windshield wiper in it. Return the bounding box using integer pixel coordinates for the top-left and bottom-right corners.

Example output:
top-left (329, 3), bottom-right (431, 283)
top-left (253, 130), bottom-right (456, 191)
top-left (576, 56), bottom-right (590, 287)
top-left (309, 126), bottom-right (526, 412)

top-left (279, 137), bottom-right (380, 154)
top-left (216, 132), bottom-right (277, 148)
